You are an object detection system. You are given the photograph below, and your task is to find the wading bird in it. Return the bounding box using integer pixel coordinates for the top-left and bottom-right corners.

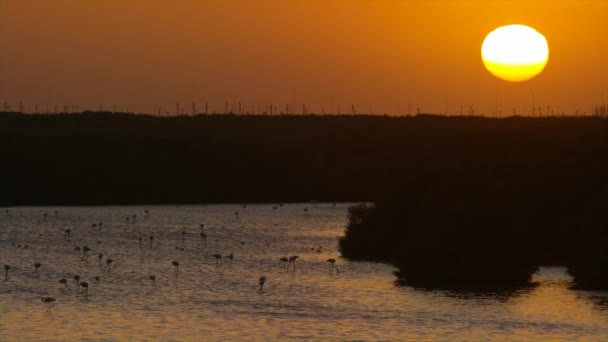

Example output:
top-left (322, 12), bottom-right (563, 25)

top-left (172, 261), bottom-right (179, 273)
top-left (212, 254), bottom-right (222, 265)
top-left (34, 262), bottom-right (42, 273)
top-left (288, 256), bottom-right (299, 270)
top-left (80, 282), bottom-right (89, 296)
top-left (259, 276), bottom-right (266, 292)
top-left (64, 229), bottom-right (72, 241)
top-left (149, 275), bottom-right (156, 288)
top-left (105, 259), bottom-right (113, 271)
top-left (4, 265), bottom-right (10, 280)
top-left (59, 278), bottom-right (71, 292)
top-left (41, 297), bottom-right (55, 309)
top-left (73, 274), bottom-right (81, 286)
top-left (81, 246), bottom-right (91, 260)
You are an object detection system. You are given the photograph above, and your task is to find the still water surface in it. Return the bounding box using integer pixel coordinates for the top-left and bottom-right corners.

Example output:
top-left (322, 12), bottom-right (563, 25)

top-left (1, 204), bottom-right (607, 341)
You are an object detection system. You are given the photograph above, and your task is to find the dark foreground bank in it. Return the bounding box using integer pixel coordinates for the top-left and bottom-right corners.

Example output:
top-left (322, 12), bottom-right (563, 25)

top-left (4, 112), bottom-right (608, 289)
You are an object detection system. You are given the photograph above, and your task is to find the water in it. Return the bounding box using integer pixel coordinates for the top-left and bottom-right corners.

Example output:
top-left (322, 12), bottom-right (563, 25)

top-left (1, 204), bottom-right (607, 341)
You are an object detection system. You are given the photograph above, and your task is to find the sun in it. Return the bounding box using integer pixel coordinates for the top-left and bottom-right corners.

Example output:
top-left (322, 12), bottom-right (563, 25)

top-left (481, 24), bottom-right (549, 82)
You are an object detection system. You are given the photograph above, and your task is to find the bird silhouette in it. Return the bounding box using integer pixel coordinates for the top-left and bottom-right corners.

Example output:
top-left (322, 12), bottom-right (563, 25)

top-left (105, 259), bottom-right (113, 271)
top-left (80, 282), bottom-right (89, 296)
top-left (81, 246), bottom-right (91, 260)
top-left (288, 256), bottom-right (299, 271)
top-left (149, 275), bottom-right (157, 288)
top-left (259, 276), bottom-right (266, 292)
top-left (279, 257), bottom-right (289, 269)
top-left (4, 264), bottom-right (10, 280)
top-left (172, 261), bottom-right (180, 273)
top-left (212, 254), bottom-right (222, 265)
top-left (41, 296), bottom-right (56, 310)
top-left (34, 262), bottom-right (42, 273)
top-left (64, 229), bottom-right (72, 241)
top-left (59, 278), bottom-right (71, 292)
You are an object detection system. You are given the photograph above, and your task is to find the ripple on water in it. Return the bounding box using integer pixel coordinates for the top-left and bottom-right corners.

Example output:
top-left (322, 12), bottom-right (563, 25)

top-left (1, 205), bottom-right (607, 341)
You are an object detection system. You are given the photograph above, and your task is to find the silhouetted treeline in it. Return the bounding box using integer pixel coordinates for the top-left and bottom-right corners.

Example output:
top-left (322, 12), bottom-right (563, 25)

top-left (3, 111), bottom-right (608, 289)
top-left (333, 114), bottom-right (608, 290)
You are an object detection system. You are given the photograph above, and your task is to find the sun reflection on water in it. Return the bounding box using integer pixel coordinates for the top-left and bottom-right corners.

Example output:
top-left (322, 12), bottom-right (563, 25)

top-left (1, 205), bottom-right (607, 341)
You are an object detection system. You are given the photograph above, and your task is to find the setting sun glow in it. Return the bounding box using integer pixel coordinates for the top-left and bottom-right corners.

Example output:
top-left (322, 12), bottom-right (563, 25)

top-left (481, 24), bottom-right (549, 82)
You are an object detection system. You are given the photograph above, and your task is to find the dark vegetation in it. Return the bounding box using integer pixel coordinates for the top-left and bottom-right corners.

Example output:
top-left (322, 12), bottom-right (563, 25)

top-left (3, 112), bottom-right (608, 290)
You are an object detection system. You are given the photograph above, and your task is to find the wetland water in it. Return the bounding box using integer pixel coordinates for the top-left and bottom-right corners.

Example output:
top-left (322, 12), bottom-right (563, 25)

top-left (1, 204), bottom-right (607, 341)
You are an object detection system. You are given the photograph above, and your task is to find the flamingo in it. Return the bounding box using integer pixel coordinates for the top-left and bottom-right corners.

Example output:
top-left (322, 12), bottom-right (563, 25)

top-left (34, 262), bottom-right (42, 273)
top-left (172, 261), bottom-right (179, 273)
top-left (97, 253), bottom-right (103, 266)
top-left (4, 264), bottom-right (10, 280)
top-left (259, 276), bottom-right (266, 292)
top-left (94, 276), bottom-right (100, 284)
top-left (73, 274), bottom-right (81, 286)
top-left (105, 259), bottom-right (113, 271)
top-left (41, 297), bottom-right (56, 309)
top-left (279, 257), bottom-right (289, 269)
top-left (288, 256), bottom-right (299, 271)
top-left (289, 255), bottom-right (299, 265)
top-left (149, 275), bottom-right (157, 288)
top-left (81, 246), bottom-right (91, 260)
top-left (64, 229), bottom-right (72, 241)
top-left (326, 258), bottom-right (336, 270)
top-left (58, 278), bottom-right (71, 292)
top-left (212, 254), bottom-right (222, 265)
top-left (80, 282), bottom-right (89, 296)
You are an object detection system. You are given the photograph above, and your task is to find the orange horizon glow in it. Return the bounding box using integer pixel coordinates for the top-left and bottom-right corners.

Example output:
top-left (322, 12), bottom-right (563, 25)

top-left (1, 0), bottom-right (608, 116)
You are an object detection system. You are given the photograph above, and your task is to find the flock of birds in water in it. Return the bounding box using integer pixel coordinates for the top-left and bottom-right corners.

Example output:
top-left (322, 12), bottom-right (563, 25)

top-left (1, 203), bottom-right (342, 311)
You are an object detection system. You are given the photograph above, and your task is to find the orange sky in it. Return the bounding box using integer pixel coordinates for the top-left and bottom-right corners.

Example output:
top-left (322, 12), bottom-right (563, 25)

top-left (1, 0), bottom-right (607, 115)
